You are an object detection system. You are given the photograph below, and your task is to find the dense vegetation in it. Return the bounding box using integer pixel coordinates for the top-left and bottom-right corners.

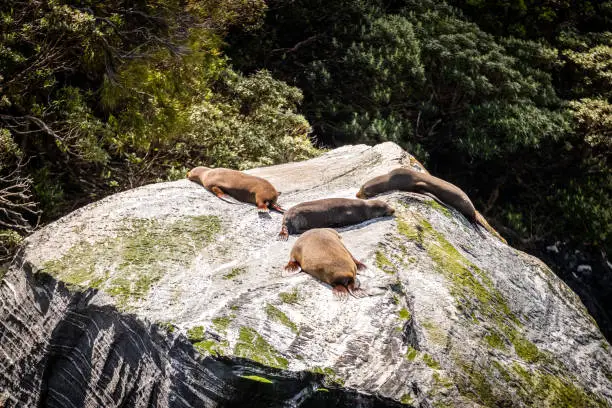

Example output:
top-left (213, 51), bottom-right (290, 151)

top-left (0, 0), bottom-right (317, 262)
top-left (227, 0), bottom-right (611, 254)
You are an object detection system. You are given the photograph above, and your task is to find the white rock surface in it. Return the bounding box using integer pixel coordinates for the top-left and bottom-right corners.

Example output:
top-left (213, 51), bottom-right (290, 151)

top-left (1, 142), bottom-right (611, 407)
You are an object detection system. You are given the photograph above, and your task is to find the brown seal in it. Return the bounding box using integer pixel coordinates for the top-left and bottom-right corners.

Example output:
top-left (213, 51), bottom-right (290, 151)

top-left (187, 166), bottom-right (284, 212)
top-left (284, 228), bottom-right (367, 299)
top-left (357, 168), bottom-right (495, 234)
top-left (278, 197), bottom-right (395, 240)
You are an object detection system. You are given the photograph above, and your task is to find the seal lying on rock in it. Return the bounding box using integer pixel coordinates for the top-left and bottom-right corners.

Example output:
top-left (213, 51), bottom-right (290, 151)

top-left (187, 166), bottom-right (285, 213)
top-left (278, 198), bottom-right (394, 240)
top-left (357, 167), bottom-right (491, 234)
top-left (284, 228), bottom-right (367, 299)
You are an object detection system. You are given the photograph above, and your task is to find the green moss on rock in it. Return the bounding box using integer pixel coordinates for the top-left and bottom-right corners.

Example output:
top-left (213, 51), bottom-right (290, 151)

top-left (484, 330), bottom-right (506, 350)
top-left (223, 267), bottom-right (246, 280)
top-left (42, 215), bottom-right (221, 308)
top-left (399, 308), bottom-right (411, 320)
top-left (423, 354), bottom-right (441, 369)
top-left (400, 393), bottom-right (414, 405)
top-left (187, 326), bottom-right (205, 342)
top-left (279, 288), bottom-right (300, 304)
top-left (212, 315), bottom-right (234, 333)
top-left (405, 346), bottom-right (419, 361)
top-left (240, 375), bottom-right (273, 384)
top-left (234, 327), bottom-right (288, 369)
top-left (194, 339), bottom-right (228, 356)
top-left (375, 250), bottom-right (396, 274)
top-left (425, 199), bottom-right (452, 218)
top-left (310, 366), bottom-right (345, 386)
top-left (265, 304), bottom-right (298, 334)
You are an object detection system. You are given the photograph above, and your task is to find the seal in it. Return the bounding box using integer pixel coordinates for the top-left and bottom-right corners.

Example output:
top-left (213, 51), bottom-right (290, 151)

top-left (357, 167), bottom-right (486, 231)
top-left (187, 166), bottom-right (284, 212)
top-left (284, 228), bottom-right (367, 299)
top-left (278, 197), bottom-right (395, 240)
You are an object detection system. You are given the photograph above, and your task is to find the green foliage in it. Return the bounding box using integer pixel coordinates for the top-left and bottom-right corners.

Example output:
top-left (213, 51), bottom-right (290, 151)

top-left (228, 0), bottom-right (612, 250)
top-left (0, 0), bottom-right (317, 262)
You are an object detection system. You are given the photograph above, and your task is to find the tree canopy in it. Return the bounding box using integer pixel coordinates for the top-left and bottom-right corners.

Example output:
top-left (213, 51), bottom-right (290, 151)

top-left (227, 0), bottom-right (611, 251)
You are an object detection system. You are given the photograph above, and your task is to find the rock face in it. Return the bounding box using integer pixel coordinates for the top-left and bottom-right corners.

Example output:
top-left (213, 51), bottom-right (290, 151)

top-left (1, 143), bottom-right (611, 407)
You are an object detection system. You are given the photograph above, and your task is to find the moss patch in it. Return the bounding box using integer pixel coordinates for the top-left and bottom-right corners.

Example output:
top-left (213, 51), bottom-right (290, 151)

top-left (43, 215), bottom-right (221, 308)
top-left (399, 308), bottom-right (412, 320)
top-left (425, 199), bottom-right (452, 218)
top-left (400, 393), bottom-right (414, 405)
top-left (187, 326), bottom-right (205, 342)
top-left (212, 315), bottom-right (234, 333)
top-left (310, 366), bottom-right (345, 386)
top-left (240, 375), bottom-right (273, 384)
top-left (484, 330), bottom-right (506, 350)
top-left (234, 327), bottom-right (288, 369)
top-left (405, 346), bottom-right (419, 361)
top-left (279, 288), bottom-right (300, 304)
top-left (375, 250), bottom-right (396, 274)
top-left (265, 304), bottom-right (298, 334)
top-left (194, 339), bottom-right (228, 356)
top-left (422, 321), bottom-right (447, 346)
top-left (397, 214), bottom-right (543, 364)
top-left (157, 321), bottom-right (176, 334)
top-left (223, 267), bottom-right (246, 280)
top-left (423, 353), bottom-right (441, 369)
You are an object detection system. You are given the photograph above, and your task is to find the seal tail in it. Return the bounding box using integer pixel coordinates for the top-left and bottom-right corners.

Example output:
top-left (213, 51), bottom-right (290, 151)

top-left (283, 260), bottom-right (301, 276)
top-left (474, 211), bottom-right (507, 244)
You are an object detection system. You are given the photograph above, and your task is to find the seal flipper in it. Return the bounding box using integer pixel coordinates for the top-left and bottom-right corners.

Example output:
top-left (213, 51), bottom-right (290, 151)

top-left (283, 259), bottom-right (301, 276)
top-left (278, 225), bottom-right (289, 241)
top-left (210, 186), bottom-right (242, 205)
top-left (270, 203), bottom-right (286, 213)
top-left (352, 257), bottom-right (367, 272)
top-left (332, 285), bottom-right (349, 301)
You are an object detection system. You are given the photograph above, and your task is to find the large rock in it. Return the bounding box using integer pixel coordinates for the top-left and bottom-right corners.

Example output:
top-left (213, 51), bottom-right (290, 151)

top-left (1, 143), bottom-right (611, 407)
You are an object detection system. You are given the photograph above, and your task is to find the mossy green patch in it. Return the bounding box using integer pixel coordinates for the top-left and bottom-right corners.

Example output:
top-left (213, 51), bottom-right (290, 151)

top-left (397, 218), bottom-right (423, 244)
top-left (187, 326), bottom-right (205, 342)
top-left (433, 372), bottom-right (454, 388)
top-left (279, 288), bottom-right (300, 304)
top-left (223, 267), bottom-right (246, 280)
top-left (240, 375), bottom-right (273, 384)
top-left (400, 393), bottom-right (414, 405)
top-left (316, 388), bottom-right (329, 393)
top-left (43, 215), bottom-right (221, 308)
top-left (422, 321), bottom-right (447, 346)
top-left (453, 358), bottom-right (607, 407)
top-left (509, 362), bottom-right (607, 407)
top-left (423, 353), bottom-right (441, 369)
top-left (405, 346), bottom-right (419, 361)
top-left (212, 315), bottom-right (234, 333)
top-left (375, 250), bottom-right (396, 274)
top-left (425, 199), bottom-right (452, 218)
top-left (194, 339), bottom-right (228, 356)
top-left (310, 366), bottom-right (345, 386)
top-left (397, 214), bottom-right (540, 364)
top-left (234, 327), bottom-right (288, 369)
top-left (399, 308), bottom-right (411, 320)
top-left (484, 330), bottom-right (506, 350)
top-left (511, 333), bottom-right (541, 363)
top-left (265, 304), bottom-right (298, 334)
top-left (157, 321), bottom-right (176, 334)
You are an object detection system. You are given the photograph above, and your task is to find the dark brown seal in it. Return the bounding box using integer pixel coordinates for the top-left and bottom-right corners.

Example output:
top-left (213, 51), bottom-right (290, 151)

top-left (357, 167), bottom-right (479, 224)
top-left (284, 228), bottom-right (367, 299)
top-left (187, 166), bottom-right (284, 212)
top-left (278, 197), bottom-right (395, 240)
